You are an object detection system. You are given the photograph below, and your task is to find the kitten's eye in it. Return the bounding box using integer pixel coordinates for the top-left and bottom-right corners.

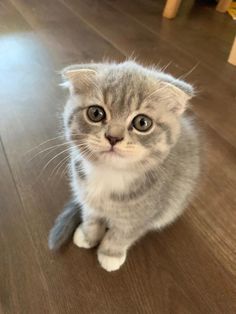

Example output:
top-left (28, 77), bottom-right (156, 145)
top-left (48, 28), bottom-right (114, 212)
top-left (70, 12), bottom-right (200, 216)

top-left (132, 114), bottom-right (153, 132)
top-left (87, 105), bottom-right (106, 122)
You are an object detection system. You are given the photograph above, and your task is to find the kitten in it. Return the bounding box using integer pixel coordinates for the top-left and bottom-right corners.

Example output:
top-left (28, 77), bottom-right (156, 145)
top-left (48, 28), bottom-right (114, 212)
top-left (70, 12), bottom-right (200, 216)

top-left (48, 61), bottom-right (200, 272)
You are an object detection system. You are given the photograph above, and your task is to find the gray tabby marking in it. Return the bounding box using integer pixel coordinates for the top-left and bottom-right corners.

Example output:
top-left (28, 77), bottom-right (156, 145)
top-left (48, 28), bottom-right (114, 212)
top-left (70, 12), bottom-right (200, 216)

top-left (110, 168), bottom-right (158, 202)
top-left (75, 161), bottom-right (86, 180)
top-left (157, 122), bottom-right (173, 145)
top-left (49, 61), bottom-right (200, 272)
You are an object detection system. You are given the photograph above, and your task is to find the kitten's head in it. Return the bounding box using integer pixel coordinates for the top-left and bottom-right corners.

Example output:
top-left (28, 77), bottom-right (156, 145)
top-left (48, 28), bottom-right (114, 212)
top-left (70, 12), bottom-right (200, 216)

top-left (62, 61), bottom-right (194, 169)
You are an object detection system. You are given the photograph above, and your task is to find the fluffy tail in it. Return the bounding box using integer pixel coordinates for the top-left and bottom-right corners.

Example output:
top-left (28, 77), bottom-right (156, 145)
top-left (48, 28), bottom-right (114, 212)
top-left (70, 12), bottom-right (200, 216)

top-left (48, 200), bottom-right (81, 250)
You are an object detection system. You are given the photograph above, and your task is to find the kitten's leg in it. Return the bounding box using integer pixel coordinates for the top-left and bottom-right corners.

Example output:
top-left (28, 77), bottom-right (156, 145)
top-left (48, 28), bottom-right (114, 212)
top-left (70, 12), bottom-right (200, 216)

top-left (73, 218), bottom-right (106, 249)
top-left (97, 227), bottom-right (143, 272)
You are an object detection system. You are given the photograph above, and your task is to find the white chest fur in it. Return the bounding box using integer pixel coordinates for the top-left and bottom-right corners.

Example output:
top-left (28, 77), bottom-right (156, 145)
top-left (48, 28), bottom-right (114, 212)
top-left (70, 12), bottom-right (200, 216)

top-left (71, 159), bottom-right (138, 210)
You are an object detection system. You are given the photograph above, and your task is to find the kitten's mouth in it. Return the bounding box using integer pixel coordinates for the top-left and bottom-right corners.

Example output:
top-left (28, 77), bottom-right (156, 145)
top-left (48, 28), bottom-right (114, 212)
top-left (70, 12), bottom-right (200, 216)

top-left (101, 147), bottom-right (123, 157)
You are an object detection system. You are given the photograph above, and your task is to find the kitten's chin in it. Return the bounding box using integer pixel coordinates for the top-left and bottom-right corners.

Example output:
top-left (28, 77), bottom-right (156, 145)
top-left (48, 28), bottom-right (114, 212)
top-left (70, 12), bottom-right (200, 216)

top-left (78, 145), bottom-right (146, 168)
top-left (100, 149), bottom-right (123, 158)
top-left (99, 150), bottom-right (126, 163)
top-left (96, 150), bottom-right (144, 169)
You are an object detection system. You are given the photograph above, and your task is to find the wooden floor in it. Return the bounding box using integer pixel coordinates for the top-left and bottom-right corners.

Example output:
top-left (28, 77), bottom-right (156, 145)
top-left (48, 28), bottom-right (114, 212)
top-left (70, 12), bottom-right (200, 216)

top-left (0, 0), bottom-right (236, 313)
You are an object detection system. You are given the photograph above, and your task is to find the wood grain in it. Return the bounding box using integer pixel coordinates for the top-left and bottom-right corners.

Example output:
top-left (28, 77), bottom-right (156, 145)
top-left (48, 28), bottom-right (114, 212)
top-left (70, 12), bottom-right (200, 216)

top-left (0, 138), bottom-right (55, 314)
top-left (0, 0), bottom-right (236, 313)
top-left (63, 0), bottom-right (236, 147)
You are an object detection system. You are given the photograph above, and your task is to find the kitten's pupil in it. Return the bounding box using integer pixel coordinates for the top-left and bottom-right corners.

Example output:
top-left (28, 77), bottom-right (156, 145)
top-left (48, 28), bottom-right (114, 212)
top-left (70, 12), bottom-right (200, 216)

top-left (140, 118), bottom-right (146, 127)
top-left (94, 109), bottom-right (99, 117)
top-left (132, 114), bottom-right (152, 132)
top-left (87, 105), bottom-right (105, 122)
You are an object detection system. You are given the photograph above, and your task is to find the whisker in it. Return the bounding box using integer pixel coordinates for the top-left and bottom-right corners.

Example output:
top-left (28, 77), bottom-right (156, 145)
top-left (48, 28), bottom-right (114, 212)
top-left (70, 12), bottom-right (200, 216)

top-left (49, 154), bottom-right (71, 178)
top-left (178, 62), bottom-right (200, 80)
top-left (79, 147), bottom-right (94, 160)
top-left (160, 60), bottom-right (173, 72)
top-left (29, 136), bottom-right (90, 163)
top-left (55, 156), bottom-right (71, 179)
top-left (80, 148), bottom-right (93, 158)
top-left (59, 162), bottom-right (69, 183)
top-left (24, 135), bottom-right (65, 155)
top-left (28, 141), bottom-right (73, 162)
top-left (37, 146), bottom-right (74, 180)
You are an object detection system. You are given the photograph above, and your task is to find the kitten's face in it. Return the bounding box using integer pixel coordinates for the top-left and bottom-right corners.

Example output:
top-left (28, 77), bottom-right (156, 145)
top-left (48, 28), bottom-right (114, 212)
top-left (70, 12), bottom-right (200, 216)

top-left (63, 62), bottom-right (192, 169)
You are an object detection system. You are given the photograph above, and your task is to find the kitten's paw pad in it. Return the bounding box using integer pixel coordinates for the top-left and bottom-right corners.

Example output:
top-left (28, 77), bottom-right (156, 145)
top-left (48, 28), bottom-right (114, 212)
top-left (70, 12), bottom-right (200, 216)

top-left (73, 226), bottom-right (92, 249)
top-left (98, 252), bottom-right (126, 272)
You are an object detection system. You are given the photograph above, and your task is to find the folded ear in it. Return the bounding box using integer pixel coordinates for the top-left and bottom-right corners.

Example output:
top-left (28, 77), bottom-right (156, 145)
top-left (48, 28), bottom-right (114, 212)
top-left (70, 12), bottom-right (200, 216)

top-left (60, 63), bottom-right (103, 94)
top-left (154, 71), bottom-right (195, 116)
top-left (166, 82), bottom-right (193, 116)
top-left (61, 68), bottom-right (98, 94)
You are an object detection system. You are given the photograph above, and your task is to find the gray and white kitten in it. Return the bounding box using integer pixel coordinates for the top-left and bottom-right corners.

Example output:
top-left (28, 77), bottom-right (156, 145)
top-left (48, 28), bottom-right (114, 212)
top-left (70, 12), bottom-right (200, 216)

top-left (49, 61), bottom-right (200, 272)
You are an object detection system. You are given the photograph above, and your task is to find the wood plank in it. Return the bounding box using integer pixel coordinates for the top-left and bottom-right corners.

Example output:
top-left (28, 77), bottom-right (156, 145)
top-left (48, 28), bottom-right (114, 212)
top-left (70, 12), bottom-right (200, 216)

top-left (107, 0), bottom-right (236, 70)
top-left (0, 1), bottom-right (123, 313)
top-left (1, 0), bottom-right (235, 313)
top-left (0, 138), bottom-right (55, 314)
top-left (9, 0), bottom-right (123, 66)
top-left (62, 0), bottom-right (236, 148)
top-left (126, 118), bottom-right (236, 314)
top-left (1, 1), bottom-right (195, 313)
top-left (109, 0), bottom-right (236, 97)
top-left (191, 122), bottom-right (236, 276)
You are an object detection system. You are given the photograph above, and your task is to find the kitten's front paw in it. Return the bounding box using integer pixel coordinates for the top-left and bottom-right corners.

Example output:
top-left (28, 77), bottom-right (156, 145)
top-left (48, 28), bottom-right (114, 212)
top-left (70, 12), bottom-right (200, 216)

top-left (97, 252), bottom-right (126, 272)
top-left (73, 225), bottom-right (92, 249)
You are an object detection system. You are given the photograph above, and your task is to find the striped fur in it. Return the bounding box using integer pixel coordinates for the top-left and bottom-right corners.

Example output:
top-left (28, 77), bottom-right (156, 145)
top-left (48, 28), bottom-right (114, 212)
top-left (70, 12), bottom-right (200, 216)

top-left (49, 61), bottom-right (200, 272)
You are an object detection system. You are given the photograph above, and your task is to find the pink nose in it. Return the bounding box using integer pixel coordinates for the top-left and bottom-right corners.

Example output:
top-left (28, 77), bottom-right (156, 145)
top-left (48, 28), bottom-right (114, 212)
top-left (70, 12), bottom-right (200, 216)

top-left (105, 134), bottom-right (123, 146)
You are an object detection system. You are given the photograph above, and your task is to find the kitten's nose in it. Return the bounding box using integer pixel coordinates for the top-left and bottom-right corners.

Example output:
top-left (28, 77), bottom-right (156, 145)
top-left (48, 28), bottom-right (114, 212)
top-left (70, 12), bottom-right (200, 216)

top-left (105, 134), bottom-right (123, 146)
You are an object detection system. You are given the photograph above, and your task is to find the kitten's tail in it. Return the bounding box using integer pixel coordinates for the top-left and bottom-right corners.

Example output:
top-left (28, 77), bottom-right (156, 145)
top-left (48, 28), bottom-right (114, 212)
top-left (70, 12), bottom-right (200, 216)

top-left (48, 200), bottom-right (81, 250)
